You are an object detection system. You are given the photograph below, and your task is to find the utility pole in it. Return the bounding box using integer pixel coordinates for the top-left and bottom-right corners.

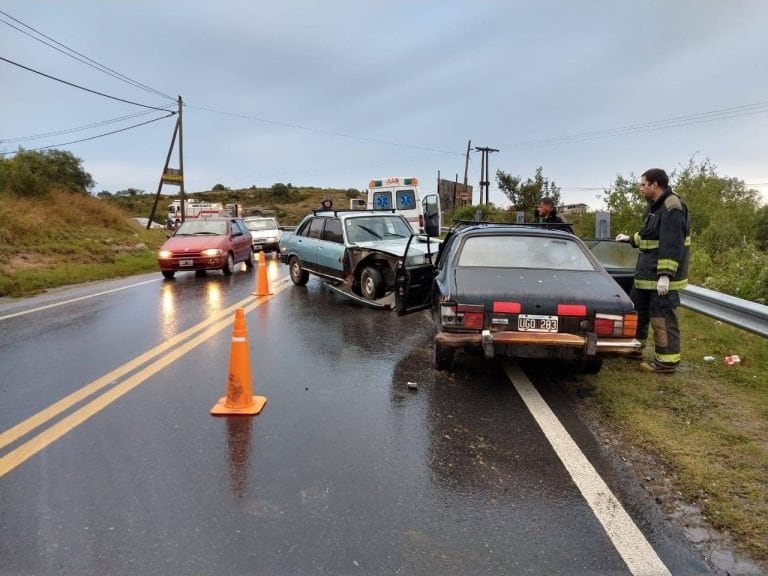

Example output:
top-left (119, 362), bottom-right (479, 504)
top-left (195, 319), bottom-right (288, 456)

top-left (474, 146), bottom-right (499, 205)
top-left (177, 95), bottom-right (185, 220)
top-left (147, 95), bottom-right (185, 229)
top-left (463, 139), bottom-right (471, 199)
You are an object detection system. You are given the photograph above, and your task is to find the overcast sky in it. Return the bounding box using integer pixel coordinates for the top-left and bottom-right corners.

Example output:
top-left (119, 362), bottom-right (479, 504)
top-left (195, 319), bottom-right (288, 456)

top-left (2, 1), bottom-right (767, 208)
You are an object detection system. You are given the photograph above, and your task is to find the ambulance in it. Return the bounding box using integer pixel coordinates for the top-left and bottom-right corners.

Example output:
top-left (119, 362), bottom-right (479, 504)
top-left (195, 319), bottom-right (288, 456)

top-left (366, 177), bottom-right (441, 235)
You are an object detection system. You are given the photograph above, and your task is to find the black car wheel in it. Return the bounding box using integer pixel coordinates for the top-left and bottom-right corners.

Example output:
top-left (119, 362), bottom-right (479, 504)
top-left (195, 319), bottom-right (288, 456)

top-left (244, 250), bottom-right (254, 270)
top-left (580, 358), bottom-right (603, 374)
top-left (222, 252), bottom-right (235, 275)
top-left (360, 266), bottom-right (384, 300)
top-left (162, 271), bottom-right (175, 280)
top-left (289, 256), bottom-right (309, 286)
top-left (433, 341), bottom-right (454, 371)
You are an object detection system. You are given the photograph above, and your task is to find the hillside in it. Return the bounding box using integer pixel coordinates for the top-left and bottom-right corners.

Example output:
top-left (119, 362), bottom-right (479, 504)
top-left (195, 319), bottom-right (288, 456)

top-left (107, 185), bottom-right (365, 228)
top-left (0, 186), bottom-right (362, 298)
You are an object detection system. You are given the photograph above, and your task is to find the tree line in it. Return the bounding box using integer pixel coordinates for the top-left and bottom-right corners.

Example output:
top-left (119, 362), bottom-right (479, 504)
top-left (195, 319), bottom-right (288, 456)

top-left (451, 159), bottom-right (768, 303)
top-left (2, 149), bottom-right (766, 303)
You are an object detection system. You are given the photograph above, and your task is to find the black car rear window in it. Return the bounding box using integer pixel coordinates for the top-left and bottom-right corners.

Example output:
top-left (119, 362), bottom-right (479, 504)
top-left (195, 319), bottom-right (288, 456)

top-left (457, 235), bottom-right (597, 271)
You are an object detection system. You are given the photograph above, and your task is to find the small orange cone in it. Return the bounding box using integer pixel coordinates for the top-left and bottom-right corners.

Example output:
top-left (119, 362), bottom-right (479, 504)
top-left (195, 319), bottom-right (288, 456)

top-left (210, 308), bottom-right (267, 416)
top-left (252, 251), bottom-right (273, 297)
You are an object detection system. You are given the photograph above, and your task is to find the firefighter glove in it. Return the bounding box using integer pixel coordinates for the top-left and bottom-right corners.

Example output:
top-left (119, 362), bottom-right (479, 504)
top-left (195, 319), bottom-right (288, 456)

top-left (615, 233), bottom-right (630, 242)
top-left (657, 275), bottom-right (670, 296)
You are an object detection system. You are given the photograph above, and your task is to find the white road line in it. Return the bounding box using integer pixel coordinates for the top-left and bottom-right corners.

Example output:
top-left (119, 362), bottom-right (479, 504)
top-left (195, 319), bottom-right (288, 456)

top-left (0, 278), bottom-right (161, 321)
top-left (503, 361), bottom-right (672, 576)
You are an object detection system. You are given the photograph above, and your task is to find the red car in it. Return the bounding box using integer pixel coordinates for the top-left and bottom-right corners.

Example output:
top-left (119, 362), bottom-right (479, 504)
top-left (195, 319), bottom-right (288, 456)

top-left (157, 217), bottom-right (254, 279)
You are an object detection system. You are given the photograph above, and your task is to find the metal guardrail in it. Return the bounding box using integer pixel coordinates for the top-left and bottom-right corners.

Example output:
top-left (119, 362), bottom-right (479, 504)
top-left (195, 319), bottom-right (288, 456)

top-left (437, 226), bottom-right (768, 338)
top-left (680, 285), bottom-right (768, 338)
top-left (281, 225), bottom-right (766, 338)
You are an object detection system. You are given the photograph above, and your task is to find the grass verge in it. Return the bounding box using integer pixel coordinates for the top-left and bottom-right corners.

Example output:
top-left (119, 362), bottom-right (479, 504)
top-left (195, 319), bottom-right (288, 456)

top-left (0, 190), bottom-right (167, 297)
top-left (574, 308), bottom-right (768, 563)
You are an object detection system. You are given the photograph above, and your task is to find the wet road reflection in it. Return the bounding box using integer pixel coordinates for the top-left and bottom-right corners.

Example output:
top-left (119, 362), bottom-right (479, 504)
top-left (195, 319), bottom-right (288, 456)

top-left (0, 269), bottom-right (710, 575)
top-left (225, 417), bottom-right (253, 499)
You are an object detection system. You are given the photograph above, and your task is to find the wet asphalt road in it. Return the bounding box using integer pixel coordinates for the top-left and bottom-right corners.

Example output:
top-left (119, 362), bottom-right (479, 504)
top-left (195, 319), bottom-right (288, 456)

top-left (0, 260), bottom-right (712, 575)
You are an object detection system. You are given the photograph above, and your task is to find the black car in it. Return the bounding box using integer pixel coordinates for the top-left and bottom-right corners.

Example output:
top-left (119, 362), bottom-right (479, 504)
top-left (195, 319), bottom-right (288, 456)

top-left (395, 221), bottom-right (641, 372)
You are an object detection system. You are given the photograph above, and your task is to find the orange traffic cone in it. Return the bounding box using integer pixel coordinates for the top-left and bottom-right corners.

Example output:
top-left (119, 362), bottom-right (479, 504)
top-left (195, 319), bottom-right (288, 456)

top-left (210, 308), bottom-right (267, 416)
top-left (252, 251), bottom-right (272, 297)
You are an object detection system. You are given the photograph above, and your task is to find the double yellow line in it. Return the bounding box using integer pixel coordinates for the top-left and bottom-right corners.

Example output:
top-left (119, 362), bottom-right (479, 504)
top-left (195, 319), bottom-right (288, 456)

top-left (0, 280), bottom-right (290, 478)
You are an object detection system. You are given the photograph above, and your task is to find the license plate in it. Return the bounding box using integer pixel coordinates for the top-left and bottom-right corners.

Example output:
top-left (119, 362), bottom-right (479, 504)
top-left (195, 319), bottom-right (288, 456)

top-left (179, 259), bottom-right (194, 267)
top-left (518, 314), bottom-right (559, 332)
top-left (253, 244), bottom-right (263, 250)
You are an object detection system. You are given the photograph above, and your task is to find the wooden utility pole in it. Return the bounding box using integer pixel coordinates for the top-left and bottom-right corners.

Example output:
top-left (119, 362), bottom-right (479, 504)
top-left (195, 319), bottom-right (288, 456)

top-left (177, 95), bottom-right (185, 221)
top-left (454, 173), bottom-right (459, 209)
top-left (463, 139), bottom-right (471, 202)
top-left (147, 95), bottom-right (185, 229)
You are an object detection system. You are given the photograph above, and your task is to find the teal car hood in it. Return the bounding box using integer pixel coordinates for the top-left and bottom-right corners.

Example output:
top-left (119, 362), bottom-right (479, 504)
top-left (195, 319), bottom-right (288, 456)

top-left (354, 236), bottom-right (440, 257)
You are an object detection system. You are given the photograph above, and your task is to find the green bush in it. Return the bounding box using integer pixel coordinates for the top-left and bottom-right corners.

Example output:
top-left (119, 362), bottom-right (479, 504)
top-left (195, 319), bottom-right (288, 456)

top-left (446, 204), bottom-right (511, 224)
top-left (0, 149), bottom-right (93, 196)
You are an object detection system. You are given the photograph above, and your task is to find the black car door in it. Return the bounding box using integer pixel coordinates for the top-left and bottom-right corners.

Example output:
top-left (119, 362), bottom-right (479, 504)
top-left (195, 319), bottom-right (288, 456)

top-left (395, 235), bottom-right (438, 316)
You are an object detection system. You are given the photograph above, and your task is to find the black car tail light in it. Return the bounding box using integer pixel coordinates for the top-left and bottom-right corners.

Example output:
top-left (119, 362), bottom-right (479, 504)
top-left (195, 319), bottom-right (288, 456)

top-left (493, 301), bottom-right (521, 314)
top-left (456, 304), bottom-right (484, 329)
top-left (594, 313), bottom-right (638, 337)
top-left (622, 313), bottom-right (638, 337)
top-left (440, 302), bottom-right (457, 325)
top-left (556, 303), bottom-right (587, 316)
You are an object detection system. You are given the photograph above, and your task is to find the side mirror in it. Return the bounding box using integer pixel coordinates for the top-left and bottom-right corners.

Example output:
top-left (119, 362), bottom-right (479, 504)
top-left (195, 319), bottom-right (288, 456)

top-left (424, 212), bottom-right (439, 237)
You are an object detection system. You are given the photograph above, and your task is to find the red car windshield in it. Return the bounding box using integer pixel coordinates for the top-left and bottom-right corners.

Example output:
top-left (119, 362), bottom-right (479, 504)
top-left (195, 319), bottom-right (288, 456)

top-left (175, 221), bottom-right (228, 235)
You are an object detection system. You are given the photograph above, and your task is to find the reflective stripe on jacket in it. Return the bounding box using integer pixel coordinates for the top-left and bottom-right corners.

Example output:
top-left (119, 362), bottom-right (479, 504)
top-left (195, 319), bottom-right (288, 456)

top-left (629, 189), bottom-right (690, 291)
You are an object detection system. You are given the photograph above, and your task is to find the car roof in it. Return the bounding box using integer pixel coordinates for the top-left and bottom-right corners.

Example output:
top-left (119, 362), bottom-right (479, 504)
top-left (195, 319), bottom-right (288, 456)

top-left (243, 216), bottom-right (277, 221)
top-left (180, 216), bottom-right (234, 222)
top-left (309, 209), bottom-right (401, 219)
top-left (448, 220), bottom-right (576, 237)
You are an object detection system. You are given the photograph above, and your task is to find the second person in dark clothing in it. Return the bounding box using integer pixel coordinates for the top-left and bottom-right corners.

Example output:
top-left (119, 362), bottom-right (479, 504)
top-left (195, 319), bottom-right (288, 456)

top-left (535, 197), bottom-right (564, 223)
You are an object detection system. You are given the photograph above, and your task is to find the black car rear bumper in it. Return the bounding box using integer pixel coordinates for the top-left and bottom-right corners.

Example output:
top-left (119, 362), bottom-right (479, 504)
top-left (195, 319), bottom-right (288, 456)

top-left (436, 329), bottom-right (642, 359)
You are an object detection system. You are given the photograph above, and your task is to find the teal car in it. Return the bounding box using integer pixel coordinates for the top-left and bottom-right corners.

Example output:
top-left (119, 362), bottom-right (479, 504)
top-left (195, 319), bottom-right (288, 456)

top-left (279, 210), bottom-right (440, 305)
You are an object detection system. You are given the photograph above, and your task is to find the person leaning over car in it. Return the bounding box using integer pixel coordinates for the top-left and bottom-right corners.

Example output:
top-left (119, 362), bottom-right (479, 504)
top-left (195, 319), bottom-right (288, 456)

top-left (616, 168), bottom-right (690, 374)
top-left (535, 197), bottom-right (564, 223)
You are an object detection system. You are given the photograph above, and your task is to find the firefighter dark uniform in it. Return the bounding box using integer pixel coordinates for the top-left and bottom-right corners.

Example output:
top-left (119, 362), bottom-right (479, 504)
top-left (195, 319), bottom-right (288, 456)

top-left (628, 188), bottom-right (691, 371)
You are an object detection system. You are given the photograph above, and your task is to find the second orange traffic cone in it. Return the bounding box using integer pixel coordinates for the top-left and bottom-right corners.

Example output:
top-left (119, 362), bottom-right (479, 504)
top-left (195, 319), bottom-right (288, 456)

top-left (252, 251), bottom-right (272, 297)
top-left (210, 308), bottom-right (267, 416)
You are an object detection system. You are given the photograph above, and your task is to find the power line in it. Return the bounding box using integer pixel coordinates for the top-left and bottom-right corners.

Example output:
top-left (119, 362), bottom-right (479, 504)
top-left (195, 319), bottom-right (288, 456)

top-left (0, 108), bottom-right (174, 143)
top-left (0, 55), bottom-right (172, 112)
top-left (187, 98), bottom-right (768, 163)
top-left (0, 9), bottom-right (175, 101)
top-left (1, 112), bottom-right (176, 154)
top-left (505, 101), bottom-right (768, 150)
top-left (185, 103), bottom-right (465, 157)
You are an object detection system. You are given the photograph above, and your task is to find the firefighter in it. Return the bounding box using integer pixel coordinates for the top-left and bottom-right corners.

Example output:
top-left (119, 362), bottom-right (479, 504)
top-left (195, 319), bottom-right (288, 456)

top-left (616, 168), bottom-right (690, 373)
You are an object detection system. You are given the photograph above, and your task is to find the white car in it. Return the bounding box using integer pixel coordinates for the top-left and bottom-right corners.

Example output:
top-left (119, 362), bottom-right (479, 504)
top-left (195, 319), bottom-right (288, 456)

top-left (243, 217), bottom-right (282, 253)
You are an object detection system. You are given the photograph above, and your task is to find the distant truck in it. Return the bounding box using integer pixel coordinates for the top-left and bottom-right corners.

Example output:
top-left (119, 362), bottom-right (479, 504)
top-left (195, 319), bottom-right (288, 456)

top-left (167, 200), bottom-right (242, 225)
top-left (366, 177), bottom-right (441, 234)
